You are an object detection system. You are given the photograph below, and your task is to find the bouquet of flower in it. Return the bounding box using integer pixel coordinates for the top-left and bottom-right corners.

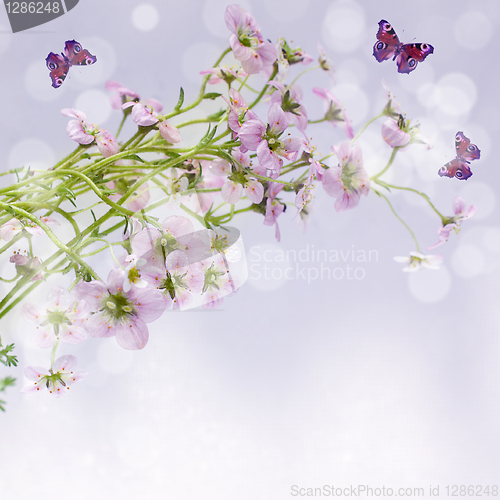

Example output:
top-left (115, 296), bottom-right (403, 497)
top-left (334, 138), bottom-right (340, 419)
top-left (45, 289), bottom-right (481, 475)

top-left (0, 5), bottom-right (477, 405)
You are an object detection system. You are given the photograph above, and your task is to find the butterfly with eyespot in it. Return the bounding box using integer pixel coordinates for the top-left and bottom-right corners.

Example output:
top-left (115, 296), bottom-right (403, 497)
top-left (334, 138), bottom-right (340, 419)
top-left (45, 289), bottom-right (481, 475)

top-left (45, 40), bottom-right (97, 88)
top-left (438, 132), bottom-right (480, 181)
top-left (373, 20), bottom-right (434, 74)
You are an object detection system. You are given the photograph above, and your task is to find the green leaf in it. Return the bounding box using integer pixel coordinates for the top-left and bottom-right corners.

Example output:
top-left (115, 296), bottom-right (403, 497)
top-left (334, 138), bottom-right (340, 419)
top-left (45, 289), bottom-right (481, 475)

top-left (175, 87), bottom-right (185, 111)
top-left (121, 154), bottom-right (145, 163)
top-left (206, 109), bottom-right (226, 121)
top-left (203, 92), bottom-right (222, 100)
top-left (0, 376), bottom-right (16, 391)
top-left (0, 344), bottom-right (17, 367)
top-left (199, 125), bottom-right (218, 147)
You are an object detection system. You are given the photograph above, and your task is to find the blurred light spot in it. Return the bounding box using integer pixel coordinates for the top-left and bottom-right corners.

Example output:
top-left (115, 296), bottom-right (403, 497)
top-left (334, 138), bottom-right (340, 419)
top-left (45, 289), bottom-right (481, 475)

top-left (459, 181), bottom-right (495, 220)
top-left (0, 25), bottom-right (12, 54)
top-left (322, 1), bottom-right (366, 53)
top-left (408, 265), bottom-right (451, 303)
top-left (454, 12), bottom-right (493, 50)
top-left (398, 63), bottom-right (435, 94)
top-left (9, 139), bottom-right (54, 170)
top-left (182, 42), bottom-right (223, 84)
top-left (433, 73), bottom-right (477, 116)
top-left (74, 90), bottom-right (112, 124)
top-left (333, 83), bottom-right (368, 126)
top-left (98, 338), bottom-right (135, 374)
top-left (483, 227), bottom-right (500, 252)
top-left (452, 244), bottom-right (485, 278)
top-left (132, 4), bottom-right (160, 31)
top-left (336, 58), bottom-right (368, 86)
top-left (247, 243), bottom-right (290, 291)
top-left (25, 60), bottom-right (67, 102)
top-left (265, 0), bottom-right (310, 23)
top-left (417, 82), bottom-right (436, 108)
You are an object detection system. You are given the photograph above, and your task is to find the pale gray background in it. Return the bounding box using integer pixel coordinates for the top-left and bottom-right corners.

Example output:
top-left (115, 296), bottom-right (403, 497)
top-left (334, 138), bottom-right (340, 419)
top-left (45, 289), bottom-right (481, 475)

top-left (0, 0), bottom-right (499, 498)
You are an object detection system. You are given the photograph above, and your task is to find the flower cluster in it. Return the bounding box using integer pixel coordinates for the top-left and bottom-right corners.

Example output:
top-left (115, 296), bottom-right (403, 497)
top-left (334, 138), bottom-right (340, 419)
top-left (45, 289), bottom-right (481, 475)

top-left (0, 4), bottom-right (478, 401)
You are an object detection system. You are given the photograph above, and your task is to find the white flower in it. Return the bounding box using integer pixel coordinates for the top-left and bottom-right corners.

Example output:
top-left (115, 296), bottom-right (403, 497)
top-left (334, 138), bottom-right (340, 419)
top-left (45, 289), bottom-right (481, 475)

top-left (394, 251), bottom-right (443, 272)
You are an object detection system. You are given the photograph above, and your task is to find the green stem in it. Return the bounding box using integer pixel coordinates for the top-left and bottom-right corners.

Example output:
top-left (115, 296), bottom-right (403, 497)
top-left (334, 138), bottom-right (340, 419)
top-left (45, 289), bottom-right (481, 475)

top-left (350, 113), bottom-right (384, 144)
top-left (50, 339), bottom-right (60, 370)
top-left (374, 180), bottom-right (445, 222)
top-left (374, 189), bottom-right (420, 252)
top-left (248, 66), bottom-right (279, 109)
top-left (370, 146), bottom-right (399, 180)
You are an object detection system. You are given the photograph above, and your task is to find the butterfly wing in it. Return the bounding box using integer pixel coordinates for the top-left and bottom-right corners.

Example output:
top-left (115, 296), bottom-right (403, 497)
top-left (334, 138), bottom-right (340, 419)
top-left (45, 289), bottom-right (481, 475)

top-left (45, 52), bottom-right (70, 88)
top-left (64, 40), bottom-right (97, 66)
top-left (397, 43), bottom-right (434, 74)
top-left (455, 131), bottom-right (480, 162)
top-left (373, 20), bottom-right (401, 62)
top-left (438, 158), bottom-right (473, 180)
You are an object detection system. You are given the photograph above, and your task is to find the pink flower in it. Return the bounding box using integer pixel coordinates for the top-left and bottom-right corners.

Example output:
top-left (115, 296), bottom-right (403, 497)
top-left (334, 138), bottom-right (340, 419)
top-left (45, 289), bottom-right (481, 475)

top-left (143, 250), bottom-right (204, 310)
top-left (200, 65), bottom-right (247, 85)
top-left (225, 4), bottom-right (277, 75)
top-left (0, 216), bottom-right (58, 241)
top-left (308, 158), bottom-right (326, 183)
top-left (200, 254), bottom-right (238, 309)
top-left (122, 102), bottom-right (159, 126)
top-left (22, 286), bottom-right (89, 348)
top-left (122, 254), bottom-right (150, 292)
top-left (105, 80), bottom-right (140, 109)
top-left (62, 108), bottom-right (97, 145)
top-left (318, 43), bottom-right (335, 80)
top-left (193, 161), bottom-right (225, 213)
top-left (221, 180), bottom-right (244, 204)
top-left (322, 142), bottom-right (370, 212)
top-left (62, 108), bottom-right (119, 157)
top-left (264, 194), bottom-right (285, 242)
top-left (270, 81), bottom-right (308, 131)
top-left (131, 215), bottom-right (197, 269)
top-left (159, 121), bottom-right (182, 143)
top-left (295, 184), bottom-right (313, 217)
top-left (75, 269), bottom-right (166, 350)
top-left (312, 88), bottom-right (353, 139)
top-left (381, 79), bottom-right (404, 118)
top-left (218, 150), bottom-right (264, 205)
top-left (428, 197), bottom-right (477, 249)
top-left (382, 118), bottom-right (411, 147)
top-left (106, 81), bottom-right (163, 115)
top-left (225, 88), bottom-right (257, 140)
top-left (394, 251), bottom-right (443, 272)
top-left (277, 38), bottom-right (313, 76)
top-left (9, 253), bottom-right (43, 281)
top-left (96, 129), bottom-right (120, 157)
top-left (21, 355), bottom-right (88, 397)
top-left (239, 103), bottom-right (303, 174)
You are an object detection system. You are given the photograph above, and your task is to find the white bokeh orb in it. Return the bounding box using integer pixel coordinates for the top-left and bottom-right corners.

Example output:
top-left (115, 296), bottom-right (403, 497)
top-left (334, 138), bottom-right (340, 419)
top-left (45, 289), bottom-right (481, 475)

top-left (131, 4), bottom-right (160, 31)
top-left (451, 244), bottom-right (485, 278)
top-left (74, 90), bottom-right (112, 125)
top-left (8, 138), bottom-right (55, 170)
top-left (454, 11), bottom-right (493, 51)
top-left (321, 1), bottom-right (366, 53)
top-left (408, 265), bottom-right (451, 303)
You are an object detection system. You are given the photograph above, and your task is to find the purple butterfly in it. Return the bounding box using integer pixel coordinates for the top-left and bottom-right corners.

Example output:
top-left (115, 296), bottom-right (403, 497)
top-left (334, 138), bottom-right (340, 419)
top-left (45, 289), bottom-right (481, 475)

top-left (46, 40), bottom-right (97, 88)
top-left (373, 20), bottom-right (434, 74)
top-left (438, 132), bottom-right (480, 181)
